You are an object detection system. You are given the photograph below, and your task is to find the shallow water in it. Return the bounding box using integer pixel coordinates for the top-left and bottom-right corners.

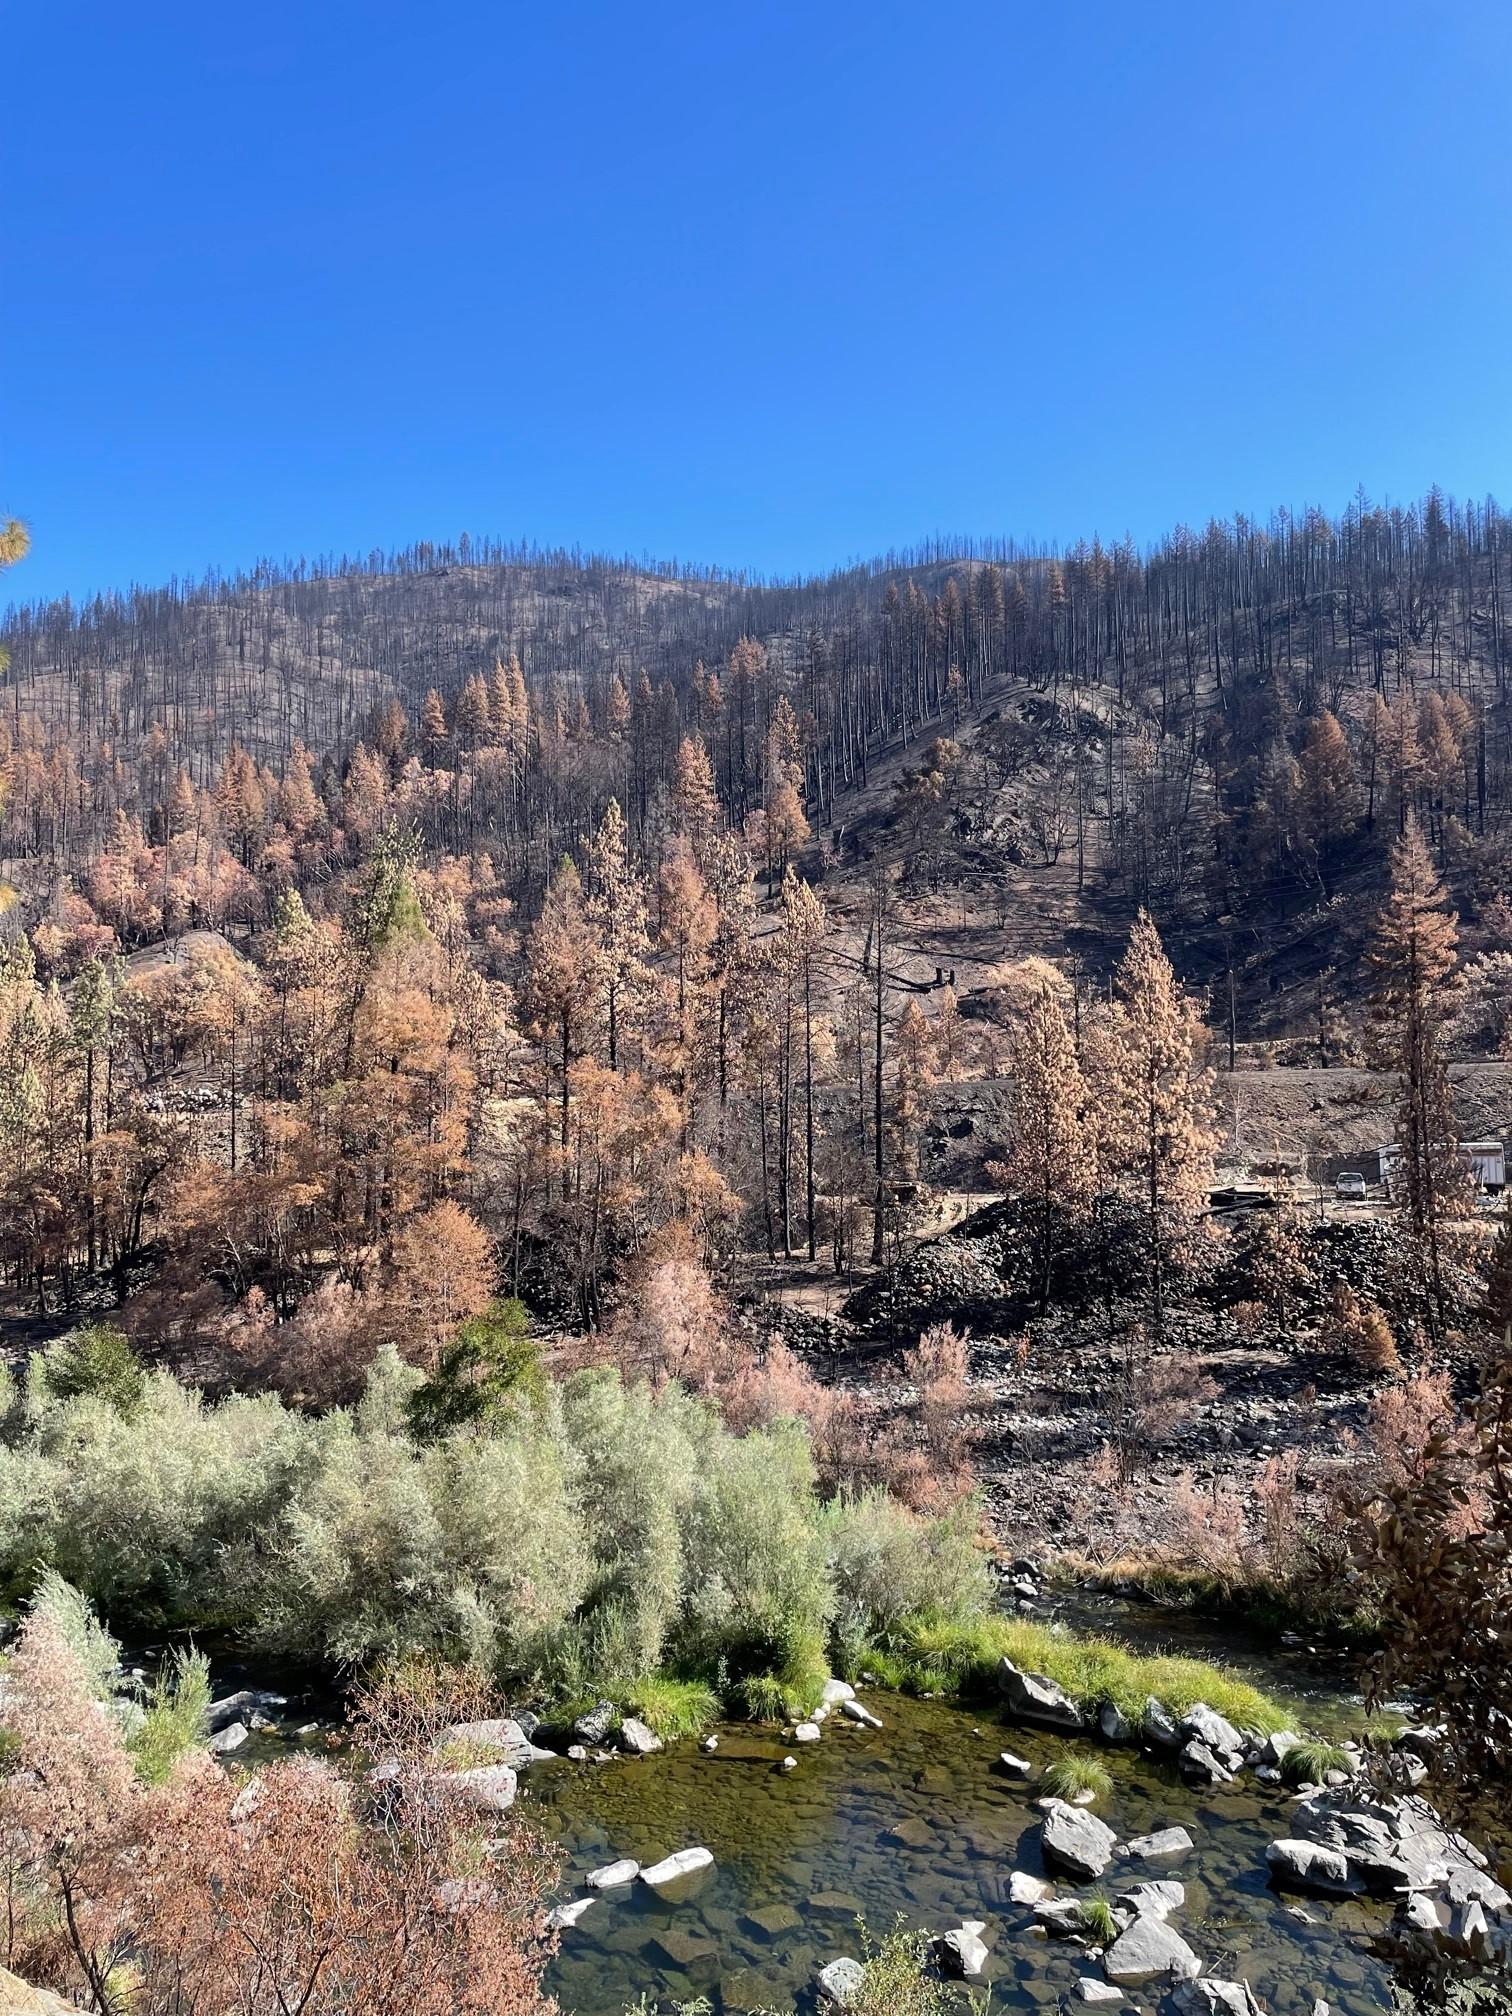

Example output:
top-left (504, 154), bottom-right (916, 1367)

top-left (525, 1692), bottom-right (1396, 2016)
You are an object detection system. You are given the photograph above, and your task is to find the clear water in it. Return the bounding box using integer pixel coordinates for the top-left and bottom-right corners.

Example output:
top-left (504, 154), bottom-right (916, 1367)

top-left (526, 1692), bottom-right (1397, 2016)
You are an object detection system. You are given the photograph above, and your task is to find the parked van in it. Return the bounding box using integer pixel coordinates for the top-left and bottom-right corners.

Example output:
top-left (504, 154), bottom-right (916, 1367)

top-left (1335, 1171), bottom-right (1368, 1202)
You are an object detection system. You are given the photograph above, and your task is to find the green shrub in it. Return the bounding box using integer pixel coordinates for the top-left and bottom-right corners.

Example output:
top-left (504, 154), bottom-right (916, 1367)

top-left (33, 1324), bottom-right (145, 1418)
top-left (822, 1489), bottom-right (992, 1641)
top-left (405, 1300), bottom-right (545, 1441)
top-left (26, 1569), bottom-right (121, 1696)
top-left (131, 1644), bottom-right (212, 1783)
top-left (1042, 1752), bottom-right (1113, 1801)
top-left (739, 1671), bottom-right (791, 1723)
top-left (849, 1919), bottom-right (954, 2016)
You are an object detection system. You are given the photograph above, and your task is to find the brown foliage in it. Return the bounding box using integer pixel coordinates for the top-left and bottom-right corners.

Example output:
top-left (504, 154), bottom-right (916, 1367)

top-left (1318, 1284), bottom-right (1399, 1375)
top-left (0, 1619), bottom-right (560, 2016)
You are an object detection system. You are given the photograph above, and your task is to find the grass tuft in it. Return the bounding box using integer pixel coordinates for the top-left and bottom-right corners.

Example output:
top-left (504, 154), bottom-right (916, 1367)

top-left (1041, 1752), bottom-right (1113, 1801)
top-left (1280, 1736), bottom-right (1354, 1785)
top-left (1077, 1896), bottom-right (1121, 1946)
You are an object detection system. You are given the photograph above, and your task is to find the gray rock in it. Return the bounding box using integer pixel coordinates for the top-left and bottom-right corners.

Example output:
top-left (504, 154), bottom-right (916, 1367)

top-left (572, 1700), bottom-right (617, 1745)
top-left (1265, 1838), bottom-right (1358, 1896)
top-left (1033, 1897), bottom-right (1094, 1937)
top-left (997, 1751), bottom-right (1034, 1778)
top-left (440, 1763), bottom-right (518, 1814)
top-left (702, 1735), bottom-right (719, 1752)
top-left (841, 1697), bottom-right (883, 1729)
top-left (619, 1716), bottom-right (663, 1756)
top-left (641, 1846), bottom-right (715, 1890)
top-left (1099, 1700), bottom-right (1135, 1743)
top-left (207, 1721), bottom-right (248, 1755)
top-left (793, 1722), bottom-right (822, 1744)
top-left (1258, 1730), bottom-right (1299, 1767)
top-left (1041, 1799), bottom-right (1117, 1880)
top-left (1001, 1658), bottom-right (1085, 1732)
top-left (1009, 1871), bottom-right (1052, 1904)
top-left (545, 1897), bottom-right (595, 1931)
top-left (1077, 1979), bottom-right (1125, 2003)
top-left (445, 1717), bottom-right (556, 1767)
top-left (1122, 1826), bottom-right (1193, 1864)
top-left (1120, 1880), bottom-right (1183, 1920)
top-left (780, 1756), bottom-right (797, 1772)
top-left (1170, 1980), bottom-right (1264, 2016)
top-left (936, 1920), bottom-right (990, 1978)
top-left (820, 1678), bottom-right (856, 1708)
top-left (1101, 1915), bottom-right (1201, 1984)
top-left (1143, 1697), bottom-right (1181, 1747)
top-left (586, 1858), bottom-right (639, 1888)
top-left (1181, 1702), bottom-right (1243, 1758)
top-left (1179, 1737), bottom-right (1233, 1786)
top-left (207, 1687), bottom-right (287, 1734)
top-left (817, 1957), bottom-right (866, 2006)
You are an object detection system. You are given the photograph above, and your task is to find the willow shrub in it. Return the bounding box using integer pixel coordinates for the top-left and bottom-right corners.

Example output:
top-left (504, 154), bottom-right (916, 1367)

top-left (0, 1350), bottom-right (990, 1706)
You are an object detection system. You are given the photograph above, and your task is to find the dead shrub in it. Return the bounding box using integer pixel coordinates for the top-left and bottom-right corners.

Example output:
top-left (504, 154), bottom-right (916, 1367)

top-left (1319, 1284), bottom-right (1399, 1375)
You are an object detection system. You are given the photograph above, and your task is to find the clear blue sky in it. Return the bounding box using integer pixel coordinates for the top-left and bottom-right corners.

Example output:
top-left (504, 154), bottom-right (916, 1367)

top-left (7, 0), bottom-right (1512, 607)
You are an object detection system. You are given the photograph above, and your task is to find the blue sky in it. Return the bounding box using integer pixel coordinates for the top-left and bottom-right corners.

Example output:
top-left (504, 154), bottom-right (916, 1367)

top-left (7, 0), bottom-right (1512, 606)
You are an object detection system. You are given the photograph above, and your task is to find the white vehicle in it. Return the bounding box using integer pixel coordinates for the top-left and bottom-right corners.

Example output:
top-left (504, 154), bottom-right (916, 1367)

top-left (1335, 1171), bottom-right (1368, 1202)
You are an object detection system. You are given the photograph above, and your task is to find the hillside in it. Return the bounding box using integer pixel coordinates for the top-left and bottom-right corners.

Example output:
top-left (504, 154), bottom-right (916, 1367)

top-left (4, 492), bottom-right (1510, 1033)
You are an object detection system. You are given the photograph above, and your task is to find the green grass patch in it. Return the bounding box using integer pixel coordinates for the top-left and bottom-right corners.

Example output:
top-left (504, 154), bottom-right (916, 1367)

top-left (874, 1613), bottom-right (1291, 1733)
top-left (624, 1675), bottom-right (721, 1742)
top-left (1057, 1553), bottom-right (1382, 1648)
top-left (1042, 1753), bottom-right (1113, 1801)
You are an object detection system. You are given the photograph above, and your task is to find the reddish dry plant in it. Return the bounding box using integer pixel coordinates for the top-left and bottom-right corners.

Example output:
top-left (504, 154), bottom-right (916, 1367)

top-left (0, 1623), bottom-right (561, 2016)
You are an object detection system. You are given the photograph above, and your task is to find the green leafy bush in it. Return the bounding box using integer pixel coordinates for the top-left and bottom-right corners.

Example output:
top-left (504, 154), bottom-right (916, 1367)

top-left (33, 1323), bottom-right (145, 1417)
top-left (405, 1299), bottom-right (545, 1440)
top-left (131, 1644), bottom-right (212, 1783)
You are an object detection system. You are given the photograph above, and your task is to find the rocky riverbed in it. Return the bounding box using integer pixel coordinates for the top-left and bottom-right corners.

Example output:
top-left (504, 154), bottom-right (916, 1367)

top-left (517, 1681), bottom-right (1503, 2016)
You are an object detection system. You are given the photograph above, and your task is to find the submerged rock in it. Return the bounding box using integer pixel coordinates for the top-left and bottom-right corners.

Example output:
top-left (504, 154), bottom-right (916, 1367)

top-left (1009, 1870), bottom-right (1053, 1904)
top-left (640, 1846), bottom-right (715, 1891)
top-left (1122, 1826), bottom-right (1193, 1864)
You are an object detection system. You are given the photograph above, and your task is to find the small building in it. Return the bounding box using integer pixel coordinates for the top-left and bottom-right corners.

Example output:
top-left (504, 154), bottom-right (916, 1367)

top-left (1377, 1140), bottom-right (1506, 1196)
